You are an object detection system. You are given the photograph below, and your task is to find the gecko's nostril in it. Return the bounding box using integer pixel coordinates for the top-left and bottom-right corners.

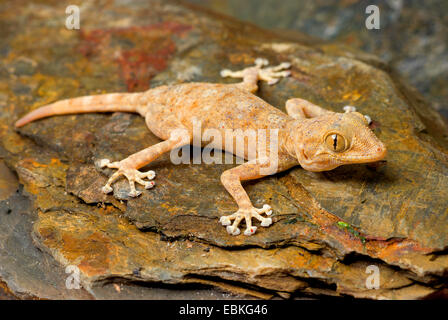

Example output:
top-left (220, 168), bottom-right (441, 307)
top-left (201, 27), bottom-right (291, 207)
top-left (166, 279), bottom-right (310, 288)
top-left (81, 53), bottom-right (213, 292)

top-left (377, 145), bottom-right (387, 159)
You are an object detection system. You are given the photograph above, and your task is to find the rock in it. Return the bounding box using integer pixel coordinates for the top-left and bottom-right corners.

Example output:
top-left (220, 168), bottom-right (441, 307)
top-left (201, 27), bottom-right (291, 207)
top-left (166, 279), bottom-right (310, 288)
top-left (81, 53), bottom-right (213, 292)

top-left (31, 204), bottom-right (421, 298)
top-left (0, 171), bottom-right (93, 299)
top-left (0, 160), bottom-right (18, 201)
top-left (0, 0), bottom-right (446, 299)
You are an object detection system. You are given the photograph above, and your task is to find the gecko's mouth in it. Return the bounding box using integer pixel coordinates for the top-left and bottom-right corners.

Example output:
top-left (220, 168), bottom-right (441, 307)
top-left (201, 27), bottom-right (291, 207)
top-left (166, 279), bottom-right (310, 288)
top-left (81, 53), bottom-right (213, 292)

top-left (304, 145), bottom-right (387, 171)
top-left (339, 142), bottom-right (387, 165)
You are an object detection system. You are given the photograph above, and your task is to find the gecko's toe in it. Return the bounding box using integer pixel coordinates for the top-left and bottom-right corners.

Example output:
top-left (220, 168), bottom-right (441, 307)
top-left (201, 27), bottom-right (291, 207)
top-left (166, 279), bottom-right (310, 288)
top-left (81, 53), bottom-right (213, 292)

top-left (262, 206), bottom-right (273, 216)
top-left (343, 105), bottom-right (357, 113)
top-left (219, 216), bottom-right (232, 226)
top-left (260, 217), bottom-right (272, 227)
top-left (129, 189), bottom-right (142, 197)
top-left (140, 170), bottom-right (156, 180)
top-left (255, 204), bottom-right (273, 227)
top-left (98, 159), bottom-right (110, 168)
top-left (257, 204), bottom-right (272, 215)
top-left (279, 62), bottom-right (291, 69)
top-left (226, 226), bottom-right (240, 236)
top-left (244, 226), bottom-right (257, 236)
top-left (255, 58), bottom-right (269, 67)
top-left (144, 181), bottom-right (155, 189)
top-left (364, 114), bottom-right (372, 125)
top-left (102, 185), bottom-right (113, 194)
top-left (220, 69), bottom-right (232, 77)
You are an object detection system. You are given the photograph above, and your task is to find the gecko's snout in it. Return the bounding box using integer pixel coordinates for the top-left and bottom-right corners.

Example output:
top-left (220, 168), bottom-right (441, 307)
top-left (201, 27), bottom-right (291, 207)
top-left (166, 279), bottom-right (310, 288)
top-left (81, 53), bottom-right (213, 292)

top-left (360, 137), bottom-right (387, 164)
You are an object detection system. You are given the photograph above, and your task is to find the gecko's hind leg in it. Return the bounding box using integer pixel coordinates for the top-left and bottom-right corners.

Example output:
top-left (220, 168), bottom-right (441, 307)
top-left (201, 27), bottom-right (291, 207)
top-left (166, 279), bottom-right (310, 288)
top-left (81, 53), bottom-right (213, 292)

top-left (97, 130), bottom-right (190, 197)
top-left (98, 159), bottom-right (156, 197)
top-left (220, 58), bottom-right (291, 92)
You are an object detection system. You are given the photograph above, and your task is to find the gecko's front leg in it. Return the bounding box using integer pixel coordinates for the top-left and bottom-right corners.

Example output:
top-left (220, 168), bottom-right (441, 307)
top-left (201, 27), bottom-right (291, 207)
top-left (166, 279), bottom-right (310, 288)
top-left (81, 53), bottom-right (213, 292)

top-left (219, 158), bottom-right (277, 236)
top-left (98, 131), bottom-right (191, 197)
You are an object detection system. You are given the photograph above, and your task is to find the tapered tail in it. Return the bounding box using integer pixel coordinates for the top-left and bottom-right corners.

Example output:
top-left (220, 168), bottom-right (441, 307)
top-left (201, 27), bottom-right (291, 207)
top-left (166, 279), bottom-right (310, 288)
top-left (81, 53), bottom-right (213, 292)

top-left (15, 92), bottom-right (145, 127)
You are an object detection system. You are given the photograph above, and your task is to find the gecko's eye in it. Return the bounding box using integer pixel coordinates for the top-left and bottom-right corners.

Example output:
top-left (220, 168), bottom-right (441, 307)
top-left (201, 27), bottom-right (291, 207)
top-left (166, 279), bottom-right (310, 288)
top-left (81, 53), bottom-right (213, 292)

top-left (325, 133), bottom-right (346, 152)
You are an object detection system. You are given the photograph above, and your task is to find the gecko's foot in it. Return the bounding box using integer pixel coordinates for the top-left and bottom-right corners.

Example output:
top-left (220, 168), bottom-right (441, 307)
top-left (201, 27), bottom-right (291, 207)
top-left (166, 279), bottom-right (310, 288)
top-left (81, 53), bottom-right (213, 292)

top-left (97, 159), bottom-right (156, 197)
top-left (219, 204), bottom-right (273, 236)
top-left (220, 58), bottom-right (291, 85)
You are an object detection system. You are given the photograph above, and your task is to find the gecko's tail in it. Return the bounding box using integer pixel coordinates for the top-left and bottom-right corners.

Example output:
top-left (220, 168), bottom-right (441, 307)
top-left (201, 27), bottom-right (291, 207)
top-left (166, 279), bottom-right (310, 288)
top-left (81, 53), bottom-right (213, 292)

top-left (15, 92), bottom-right (146, 127)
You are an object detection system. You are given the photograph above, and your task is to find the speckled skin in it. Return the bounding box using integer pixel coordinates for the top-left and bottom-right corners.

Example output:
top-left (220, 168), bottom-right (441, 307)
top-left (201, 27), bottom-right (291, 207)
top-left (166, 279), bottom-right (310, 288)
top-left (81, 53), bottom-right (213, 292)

top-left (15, 60), bottom-right (386, 236)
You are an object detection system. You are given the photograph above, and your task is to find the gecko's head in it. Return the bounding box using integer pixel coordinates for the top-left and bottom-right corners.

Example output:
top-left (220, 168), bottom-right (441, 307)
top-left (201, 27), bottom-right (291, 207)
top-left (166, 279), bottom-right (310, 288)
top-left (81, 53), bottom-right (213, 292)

top-left (294, 112), bottom-right (386, 172)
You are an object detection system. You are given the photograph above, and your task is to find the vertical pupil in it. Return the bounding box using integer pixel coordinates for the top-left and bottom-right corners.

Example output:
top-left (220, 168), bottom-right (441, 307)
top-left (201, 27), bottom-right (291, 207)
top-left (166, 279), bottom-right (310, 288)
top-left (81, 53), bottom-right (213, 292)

top-left (333, 135), bottom-right (338, 150)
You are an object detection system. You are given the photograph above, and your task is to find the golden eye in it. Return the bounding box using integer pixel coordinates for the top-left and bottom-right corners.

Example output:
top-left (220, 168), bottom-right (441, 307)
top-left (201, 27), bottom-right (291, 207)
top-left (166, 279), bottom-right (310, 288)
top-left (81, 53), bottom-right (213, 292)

top-left (325, 133), bottom-right (346, 152)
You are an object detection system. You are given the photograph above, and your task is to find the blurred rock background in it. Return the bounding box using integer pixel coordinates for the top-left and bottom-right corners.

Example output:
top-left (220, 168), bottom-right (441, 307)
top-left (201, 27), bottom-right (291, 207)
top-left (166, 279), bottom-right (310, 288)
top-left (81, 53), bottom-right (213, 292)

top-left (186, 0), bottom-right (448, 119)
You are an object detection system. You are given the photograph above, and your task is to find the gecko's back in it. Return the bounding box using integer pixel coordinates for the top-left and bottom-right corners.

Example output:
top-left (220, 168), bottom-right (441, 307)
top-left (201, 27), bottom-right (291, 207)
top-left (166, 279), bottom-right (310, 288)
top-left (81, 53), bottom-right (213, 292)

top-left (147, 82), bottom-right (292, 133)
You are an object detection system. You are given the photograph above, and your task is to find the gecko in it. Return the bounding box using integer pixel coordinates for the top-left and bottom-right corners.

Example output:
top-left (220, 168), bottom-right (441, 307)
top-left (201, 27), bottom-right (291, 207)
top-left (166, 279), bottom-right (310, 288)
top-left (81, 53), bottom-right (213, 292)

top-left (15, 58), bottom-right (386, 236)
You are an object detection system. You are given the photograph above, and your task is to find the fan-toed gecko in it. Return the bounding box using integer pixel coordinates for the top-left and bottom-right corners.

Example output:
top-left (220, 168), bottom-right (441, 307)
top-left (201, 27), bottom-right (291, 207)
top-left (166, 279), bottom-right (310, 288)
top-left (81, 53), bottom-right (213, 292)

top-left (15, 58), bottom-right (386, 236)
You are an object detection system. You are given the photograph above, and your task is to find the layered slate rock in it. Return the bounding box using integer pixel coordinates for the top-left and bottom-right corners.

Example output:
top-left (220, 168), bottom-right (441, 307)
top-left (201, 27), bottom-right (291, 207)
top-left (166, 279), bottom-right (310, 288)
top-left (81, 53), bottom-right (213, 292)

top-left (0, 0), bottom-right (447, 299)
